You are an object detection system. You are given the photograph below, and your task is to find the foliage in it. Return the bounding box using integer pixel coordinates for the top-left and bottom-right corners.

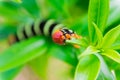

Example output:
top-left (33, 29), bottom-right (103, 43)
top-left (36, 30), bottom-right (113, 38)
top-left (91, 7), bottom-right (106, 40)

top-left (0, 0), bottom-right (120, 80)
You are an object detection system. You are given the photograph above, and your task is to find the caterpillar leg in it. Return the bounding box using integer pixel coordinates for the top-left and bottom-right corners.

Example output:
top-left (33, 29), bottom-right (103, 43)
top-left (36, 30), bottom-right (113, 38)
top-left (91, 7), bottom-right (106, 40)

top-left (73, 44), bottom-right (80, 48)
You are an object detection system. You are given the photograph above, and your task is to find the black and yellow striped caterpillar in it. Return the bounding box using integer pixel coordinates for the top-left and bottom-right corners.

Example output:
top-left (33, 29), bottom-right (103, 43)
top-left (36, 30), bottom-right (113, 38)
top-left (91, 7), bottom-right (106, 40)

top-left (9, 19), bottom-right (80, 47)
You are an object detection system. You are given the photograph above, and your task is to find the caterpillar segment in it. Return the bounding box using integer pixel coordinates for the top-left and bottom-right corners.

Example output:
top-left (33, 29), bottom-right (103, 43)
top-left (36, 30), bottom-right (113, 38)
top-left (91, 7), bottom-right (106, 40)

top-left (8, 19), bottom-right (81, 48)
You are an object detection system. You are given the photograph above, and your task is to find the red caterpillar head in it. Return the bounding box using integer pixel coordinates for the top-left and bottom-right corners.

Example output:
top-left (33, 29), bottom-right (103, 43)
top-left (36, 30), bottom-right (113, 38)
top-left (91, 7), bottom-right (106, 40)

top-left (52, 30), bottom-right (65, 45)
top-left (52, 28), bottom-right (80, 45)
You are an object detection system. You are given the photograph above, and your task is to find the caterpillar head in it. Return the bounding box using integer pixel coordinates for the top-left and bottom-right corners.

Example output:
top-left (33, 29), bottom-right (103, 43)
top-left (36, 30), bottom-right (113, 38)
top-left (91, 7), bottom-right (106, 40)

top-left (52, 30), bottom-right (65, 45)
top-left (52, 28), bottom-right (80, 45)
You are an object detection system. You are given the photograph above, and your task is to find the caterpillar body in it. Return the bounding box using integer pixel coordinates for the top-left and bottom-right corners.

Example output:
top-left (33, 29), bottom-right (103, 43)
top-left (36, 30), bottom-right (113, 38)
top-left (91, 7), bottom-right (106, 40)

top-left (9, 19), bottom-right (80, 46)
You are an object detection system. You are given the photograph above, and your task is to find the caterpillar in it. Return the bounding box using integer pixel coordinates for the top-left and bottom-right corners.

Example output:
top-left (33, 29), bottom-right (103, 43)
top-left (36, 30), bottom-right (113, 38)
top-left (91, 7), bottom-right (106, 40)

top-left (8, 19), bottom-right (80, 47)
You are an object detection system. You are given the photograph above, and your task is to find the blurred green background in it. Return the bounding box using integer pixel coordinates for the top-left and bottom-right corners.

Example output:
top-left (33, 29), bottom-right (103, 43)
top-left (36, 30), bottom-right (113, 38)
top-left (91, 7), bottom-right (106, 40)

top-left (0, 0), bottom-right (120, 80)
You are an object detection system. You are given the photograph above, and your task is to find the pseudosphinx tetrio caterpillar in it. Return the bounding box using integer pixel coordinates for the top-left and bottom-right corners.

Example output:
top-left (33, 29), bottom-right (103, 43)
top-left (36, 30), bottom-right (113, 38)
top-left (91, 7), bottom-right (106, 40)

top-left (8, 19), bottom-right (80, 47)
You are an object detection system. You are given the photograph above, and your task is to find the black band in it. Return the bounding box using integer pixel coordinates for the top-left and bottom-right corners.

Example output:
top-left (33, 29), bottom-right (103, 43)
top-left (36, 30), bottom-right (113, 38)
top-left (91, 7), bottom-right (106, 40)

top-left (23, 27), bottom-right (28, 39)
top-left (49, 23), bottom-right (58, 36)
top-left (31, 24), bottom-right (36, 35)
top-left (15, 34), bottom-right (19, 42)
top-left (39, 20), bottom-right (47, 35)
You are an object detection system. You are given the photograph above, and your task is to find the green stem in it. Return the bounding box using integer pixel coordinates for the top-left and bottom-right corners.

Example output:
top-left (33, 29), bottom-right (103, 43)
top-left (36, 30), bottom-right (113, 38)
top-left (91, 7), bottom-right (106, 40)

top-left (66, 37), bottom-right (88, 47)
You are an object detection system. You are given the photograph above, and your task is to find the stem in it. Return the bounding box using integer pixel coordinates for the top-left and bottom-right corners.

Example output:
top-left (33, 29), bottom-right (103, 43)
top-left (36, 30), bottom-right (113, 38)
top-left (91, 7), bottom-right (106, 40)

top-left (65, 37), bottom-right (88, 47)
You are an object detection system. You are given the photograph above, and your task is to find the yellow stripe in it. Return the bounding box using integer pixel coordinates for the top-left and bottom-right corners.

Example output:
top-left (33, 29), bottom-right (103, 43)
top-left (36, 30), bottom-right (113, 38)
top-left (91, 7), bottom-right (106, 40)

top-left (43, 19), bottom-right (55, 36)
top-left (34, 20), bottom-right (42, 35)
top-left (17, 26), bottom-right (25, 40)
top-left (52, 24), bottom-right (64, 35)
top-left (25, 23), bottom-right (33, 37)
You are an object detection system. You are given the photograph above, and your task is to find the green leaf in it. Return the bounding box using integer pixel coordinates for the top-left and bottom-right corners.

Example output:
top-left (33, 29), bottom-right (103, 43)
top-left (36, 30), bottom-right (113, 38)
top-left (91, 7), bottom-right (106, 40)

top-left (21, 0), bottom-right (41, 19)
top-left (115, 69), bottom-right (120, 80)
top-left (110, 37), bottom-right (120, 50)
top-left (95, 54), bottom-right (115, 80)
top-left (0, 25), bottom-right (16, 40)
top-left (29, 54), bottom-right (49, 80)
top-left (92, 22), bottom-right (103, 47)
top-left (106, 0), bottom-right (120, 29)
top-left (75, 54), bottom-right (100, 80)
top-left (48, 44), bottom-right (78, 66)
top-left (88, 0), bottom-right (109, 42)
top-left (105, 0), bottom-right (120, 33)
top-left (12, 0), bottom-right (22, 3)
top-left (29, 53), bottom-right (74, 80)
top-left (66, 37), bottom-right (88, 48)
top-left (79, 46), bottom-right (99, 58)
top-left (0, 2), bottom-right (31, 23)
top-left (0, 37), bottom-right (47, 72)
top-left (101, 49), bottom-right (120, 64)
top-left (102, 25), bottom-right (120, 48)
top-left (1, 66), bottom-right (23, 80)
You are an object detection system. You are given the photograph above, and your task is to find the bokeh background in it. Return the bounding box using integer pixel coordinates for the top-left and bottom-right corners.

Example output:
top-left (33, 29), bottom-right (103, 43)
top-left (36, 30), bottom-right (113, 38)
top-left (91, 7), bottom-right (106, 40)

top-left (0, 0), bottom-right (120, 80)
